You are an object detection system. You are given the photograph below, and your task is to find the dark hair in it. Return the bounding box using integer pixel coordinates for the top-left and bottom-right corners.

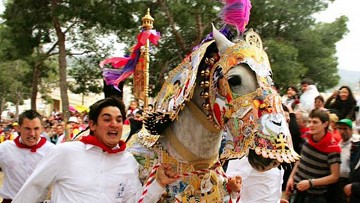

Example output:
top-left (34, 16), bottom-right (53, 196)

top-left (336, 86), bottom-right (356, 103)
top-left (315, 95), bottom-right (324, 103)
top-left (248, 149), bottom-right (279, 172)
top-left (309, 109), bottom-right (329, 131)
top-left (18, 110), bottom-right (43, 126)
top-left (301, 78), bottom-right (314, 85)
top-left (331, 86), bottom-right (357, 120)
top-left (88, 97), bottom-right (126, 124)
top-left (287, 85), bottom-right (299, 94)
top-left (309, 109), bottom-right (329, 123)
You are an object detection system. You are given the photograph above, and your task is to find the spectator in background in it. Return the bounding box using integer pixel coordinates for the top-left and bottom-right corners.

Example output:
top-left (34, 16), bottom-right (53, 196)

top-left (11, 122), bottom-right (19, 138)
top-left (299, 78), bottom-right (320, 113)
top-left (282, 85), bottom-right (300, 110)
top-left (333, 119), bottom-right (354, 203)
top-left (295, 111), bottom-right (309, 138)
top-left (124, 100), bottom-right (140, 125)
top-left (329, 113), bottom-right (342, 143)
top-left (282, 105), bottom-right (302, 193)
top-left (325, 86), bottom-right (357, 121)
top-left (0, 110), bottom-right (54, 202)
top-left (67, 116), bottom-right (80, 140)
top-left (286, 109), bottom-right (340, 203)
top-left (314, 95), bottom-right (327, 111)
top-left (344, 138), bottom-right (360, 202)
top-left (2, 125), bottom-right (16, 141)
top-left (50, 123), bottom-right (66, 144)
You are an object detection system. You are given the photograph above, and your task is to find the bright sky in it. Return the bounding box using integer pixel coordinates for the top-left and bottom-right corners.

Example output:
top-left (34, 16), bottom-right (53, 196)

top-left (314, 0), bottom-right (360, 72)
top-left (0, 0), bottom-right (359, 71)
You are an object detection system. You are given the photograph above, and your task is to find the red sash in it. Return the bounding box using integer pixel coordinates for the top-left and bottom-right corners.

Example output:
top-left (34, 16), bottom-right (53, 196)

top-left (14, 136), bottom-right (47, 152)
top-left (80, 135), bottom-right (126, 154)
top-left (305, 132), bottom-right (341, 153)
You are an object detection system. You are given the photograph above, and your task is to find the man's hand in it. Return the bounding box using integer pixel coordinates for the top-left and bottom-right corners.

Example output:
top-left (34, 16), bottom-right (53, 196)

top-left (344, 184), bottom-right (352, 197)
top-left (156, 163), bottom-right (179, 187)
top-left (285, 177), bottom-right (294, 195)
top-left (227, 176), bottom-right (242, 192)
top-left (296, 179), bottom-right (311, 192)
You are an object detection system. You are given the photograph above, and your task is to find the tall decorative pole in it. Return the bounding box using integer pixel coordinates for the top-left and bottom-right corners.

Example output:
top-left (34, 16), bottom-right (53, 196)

top-left (141, 8), bottom-right (154, 108)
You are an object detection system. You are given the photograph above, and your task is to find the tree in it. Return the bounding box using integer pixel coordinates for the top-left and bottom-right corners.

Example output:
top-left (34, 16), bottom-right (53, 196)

top-left (248, 0), bottom-right (348, 92)
top-left (68, 55), bottom-right (103, 104)
top-left (3, 0), bottom-right (140, 120)
top-left (0, 60), bottom-right (31, 119)
top-left (113, 0), bottom-right (347, 94)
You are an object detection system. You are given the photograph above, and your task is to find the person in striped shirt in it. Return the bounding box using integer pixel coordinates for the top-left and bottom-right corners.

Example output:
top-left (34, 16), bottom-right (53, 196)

top-left (285, 109), bottom-right (341, 203)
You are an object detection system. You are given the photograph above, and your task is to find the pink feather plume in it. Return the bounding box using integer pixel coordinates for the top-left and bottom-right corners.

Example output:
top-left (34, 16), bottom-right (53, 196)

top-left (220, 0), bottom-right (252, 34)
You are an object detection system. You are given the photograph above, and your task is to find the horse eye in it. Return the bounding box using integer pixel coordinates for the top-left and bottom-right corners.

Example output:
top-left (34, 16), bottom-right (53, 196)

top-left (227, 64), bottom-right (258, 96)
top-left (228, 75), bottom-right (242, 87)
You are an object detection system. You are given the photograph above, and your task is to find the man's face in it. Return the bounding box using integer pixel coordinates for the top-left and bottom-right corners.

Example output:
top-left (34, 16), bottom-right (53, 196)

top-left (20, 118), bottom-right (43, 147)
top-left (287, 87), bottom-right (296, 96)
top-left (301, 84), bottom-right (308, 93)
top-left (56, 125), bottom-right (64, 135)
top-left (89, 106), bottom-right (123, 148)
top-left (295, 112), bottom-right (306, 128)
top-left (337, 124), bottom-right (352, 141)
top-left (309, 117), bottom-right (328, 136)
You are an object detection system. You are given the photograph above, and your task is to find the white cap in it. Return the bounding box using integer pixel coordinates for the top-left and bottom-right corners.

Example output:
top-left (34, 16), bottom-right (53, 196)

top-left (68, 116), bottom-right (79, 123)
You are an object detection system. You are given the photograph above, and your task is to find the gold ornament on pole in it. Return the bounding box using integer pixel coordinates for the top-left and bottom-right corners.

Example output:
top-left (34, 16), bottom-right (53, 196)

top-left (141, 8), bottom-right (154, 108)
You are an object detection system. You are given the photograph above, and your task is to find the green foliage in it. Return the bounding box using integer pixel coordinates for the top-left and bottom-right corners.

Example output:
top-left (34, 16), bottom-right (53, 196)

top-left (247, 0), bottom-right (346, 92)
top-left (265, 39), bottom-right (306, 92)
top-left (0, 60), bottom-right (31, 104)
top-left (1, 0), bottom-right (349, 106)
top-left (68, 55), bottom-right (103, 96)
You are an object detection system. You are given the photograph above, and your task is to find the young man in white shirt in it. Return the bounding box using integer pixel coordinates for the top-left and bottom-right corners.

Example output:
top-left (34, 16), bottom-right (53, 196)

top-left (13, 97), bottom-right (179, 203)
top-left (226, 150), bottom-right (288, 203)
top-left (0, 110), bottom-right (55, 202)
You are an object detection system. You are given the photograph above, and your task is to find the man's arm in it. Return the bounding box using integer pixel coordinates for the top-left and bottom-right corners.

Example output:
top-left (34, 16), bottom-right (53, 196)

top-left (296, 162), bottom-right (340, 192)
top-left (124, 163), bottom-right (178, 203)
top-left (285, 160), bottom-right (299, 194)
top-left (311, 162), bottom-right (340, 187)
top-left (12, 148), bottom-right (59, 203)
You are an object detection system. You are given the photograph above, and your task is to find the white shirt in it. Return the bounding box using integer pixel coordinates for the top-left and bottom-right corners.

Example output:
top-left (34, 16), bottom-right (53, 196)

top-left (299, 85), bottom-right (319, 113)
top-left (13, 141), bottom-right (164, 203)
top-left (340, 138), bottom-right (352, 178)
top-left (0, 139), bottom-right (54, 200)
top-left (226, 157), bottom-right (284, 203)
top-left (55, 133), bottom-right (66, 144)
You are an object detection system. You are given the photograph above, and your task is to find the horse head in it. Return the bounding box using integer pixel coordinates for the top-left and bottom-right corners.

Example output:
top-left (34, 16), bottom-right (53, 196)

top-left (208, 26), bottom-right (299, 167)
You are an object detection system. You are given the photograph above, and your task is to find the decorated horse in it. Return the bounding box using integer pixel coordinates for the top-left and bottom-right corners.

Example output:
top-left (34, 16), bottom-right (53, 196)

top-left (126, 20), bottom-right (300, 203)
top-left (96, 1), bottom-right (300, 202)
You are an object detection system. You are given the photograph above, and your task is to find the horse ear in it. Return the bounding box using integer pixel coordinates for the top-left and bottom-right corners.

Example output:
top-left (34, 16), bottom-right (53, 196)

top-left (212, 23), bottom-right (234, 56)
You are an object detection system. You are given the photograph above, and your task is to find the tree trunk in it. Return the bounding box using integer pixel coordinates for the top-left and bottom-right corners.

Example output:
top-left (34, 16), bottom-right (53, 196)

top-left (30, 62), bottom-right (41, 111)
top-left (15, 91), bottom-right (20, 119)
top-left (158, 0), bottom-right (187, 55)
top-left (51, 0), bottom-right (70, 121)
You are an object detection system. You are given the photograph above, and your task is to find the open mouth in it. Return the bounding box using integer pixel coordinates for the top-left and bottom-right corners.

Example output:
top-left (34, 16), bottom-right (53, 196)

top-left (107, 131), bottom-right (118, 137)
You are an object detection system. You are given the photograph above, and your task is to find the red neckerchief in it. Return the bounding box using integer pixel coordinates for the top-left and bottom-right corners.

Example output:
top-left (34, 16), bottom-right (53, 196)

top-left (14, 136), bottom-right (47, 152)
top-left (305, 131), bottom-right (341, 153)
top-left (80, 135), bottom-right (126, 154)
